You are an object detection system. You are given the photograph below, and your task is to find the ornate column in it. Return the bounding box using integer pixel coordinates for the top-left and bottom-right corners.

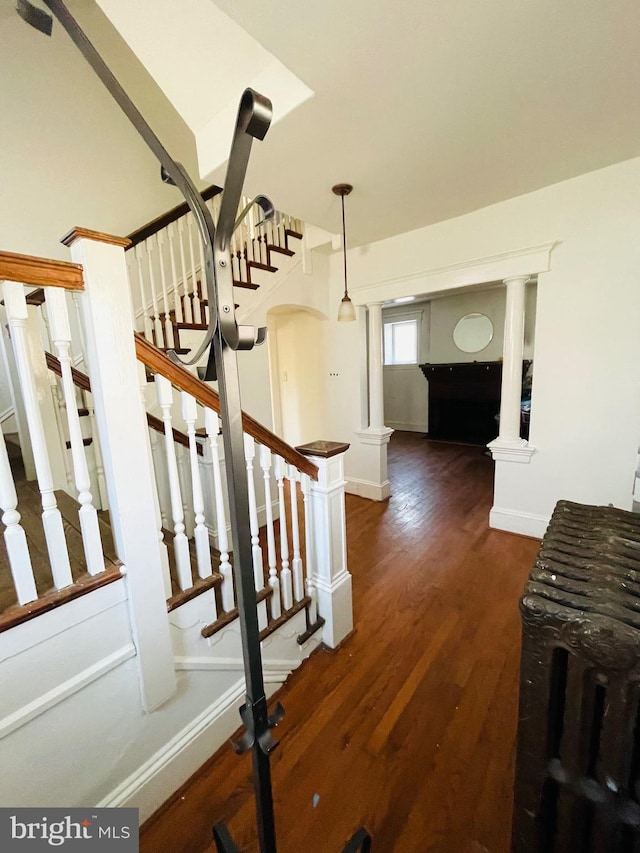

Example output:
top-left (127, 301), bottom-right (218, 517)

top-left (368, 302), bottom-right (385, 430)
top-left (488, 276), bottom-right (535, 463)
top-left (350, 303), bottom-right (393, 500)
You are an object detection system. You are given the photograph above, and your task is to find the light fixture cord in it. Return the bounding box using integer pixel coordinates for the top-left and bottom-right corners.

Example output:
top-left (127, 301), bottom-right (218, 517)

top-left (341, 194), bottom-right (349, 298)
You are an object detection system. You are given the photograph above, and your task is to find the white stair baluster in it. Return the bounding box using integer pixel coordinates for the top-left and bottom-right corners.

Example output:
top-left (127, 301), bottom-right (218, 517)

top-left (260, 445), bottom-right (280, 619)
top-left (146, 239), bottom-right (164, 346)
top-left (301, 473), bottom-right (317, 623)
top-left (3, 281), bottom-right (73, 590)
top-left (197, 230), bottom-right (207, 324)
top-left (86, 397), bottom-right (108, 510)
top-left (47, 289), bottom-right (104, 576)
top-left (275, 456), bottom-right (292, 611)
top-left (134, 244), bottom-right (153, 339)
top-left (157, 232), bottom-right (173, 348)
top-left (168, 222), bottom-right (184, 324)
top-left (288, 465), bottom-right (304, 602)
top-left (138, 364), bottom-right (171, 600)
top-left (154, 374), bottom-right (192, 591)
top-left (49, 372), bottom-right (74, 492)
top-left (186, 214), bottom-right (201, 323)
top-left (243, 434), bottom-right (264, 592)
top-left (0, 427), bottom-right (37, 604)
top-left (182, 392), bottom-right (212, 579)
top-left (178, 218), bottom-right (193, 323)
top-left (205, 409), bottom-right (233, 611)
top-left (176, 443), bottom-right (194, 538)
top-left (149, 428), bottom-right (170, 529)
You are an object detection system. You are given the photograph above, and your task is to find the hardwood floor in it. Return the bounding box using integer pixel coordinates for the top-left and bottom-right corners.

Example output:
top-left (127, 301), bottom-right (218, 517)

top-left (140, 432), bottom-right (540, 853)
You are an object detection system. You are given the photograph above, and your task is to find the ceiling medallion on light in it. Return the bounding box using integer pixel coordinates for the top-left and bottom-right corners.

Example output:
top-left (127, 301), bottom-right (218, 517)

top-left (332, 183), bottom-right (356, 322)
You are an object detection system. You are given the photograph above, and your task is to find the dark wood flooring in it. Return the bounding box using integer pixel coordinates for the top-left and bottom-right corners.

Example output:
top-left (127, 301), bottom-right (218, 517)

top-left (140, 432), bottom-right (540, 853)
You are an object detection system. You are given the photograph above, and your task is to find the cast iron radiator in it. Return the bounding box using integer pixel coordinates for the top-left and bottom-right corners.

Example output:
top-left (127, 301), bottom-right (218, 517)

top-left (512, 500), bottom-right (640, 853)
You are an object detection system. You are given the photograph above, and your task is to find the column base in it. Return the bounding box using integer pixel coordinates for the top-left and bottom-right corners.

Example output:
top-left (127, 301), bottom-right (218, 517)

top-left (487, 436), bottom-right (536, 464)
top-left (315, 571), bottom-right (353, 649)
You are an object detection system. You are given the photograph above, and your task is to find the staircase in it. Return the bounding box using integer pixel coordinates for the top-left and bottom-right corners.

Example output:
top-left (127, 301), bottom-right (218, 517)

top-left (125, 185), bottom-right (304, 358)
top-left (0, 218), bottom-right (352, 819)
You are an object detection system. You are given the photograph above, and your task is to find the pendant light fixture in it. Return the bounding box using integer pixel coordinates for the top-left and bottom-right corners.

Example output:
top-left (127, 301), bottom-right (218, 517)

top-left (333, 183), bottom-right (356, 322)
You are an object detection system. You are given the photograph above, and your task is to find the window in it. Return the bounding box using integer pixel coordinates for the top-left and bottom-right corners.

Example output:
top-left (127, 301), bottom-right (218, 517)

top-left (384, 318), bottom-right (418, 365)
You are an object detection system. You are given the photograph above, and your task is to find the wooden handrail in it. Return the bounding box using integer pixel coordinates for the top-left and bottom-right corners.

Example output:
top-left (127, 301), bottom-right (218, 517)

top-left (0, 251), bottom-right (84, 291)
top-left (134, 332), bottom-right (319, 480)
top-left (127, 184), bottom-right (222, 249)
top-left (45, 351), bottom-right (200, 454)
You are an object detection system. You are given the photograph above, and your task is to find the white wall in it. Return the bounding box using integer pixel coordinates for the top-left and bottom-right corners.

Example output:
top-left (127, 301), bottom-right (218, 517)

top-left (0, 7), bottom-right (197, 261)
top-left (331, 157), bottom-right (640, 532)
top-left (428, 284), bottom-right (537, 363)
top-left (268, 309), bottom-right (327, 447)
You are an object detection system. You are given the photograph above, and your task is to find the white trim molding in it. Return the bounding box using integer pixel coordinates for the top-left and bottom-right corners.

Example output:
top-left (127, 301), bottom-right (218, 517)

top-left (355, 427), bottom-right (394, 447)
top-left (0, 645), bottom-right (136, 740)
top-left (353, 241), bottom-right (557, 305)
top-left (487, 437), bottom-right (537, 463)
top-left (345, 476), bottom-right (391, 501)
top-left (489, 506), bottom-right (549, 538)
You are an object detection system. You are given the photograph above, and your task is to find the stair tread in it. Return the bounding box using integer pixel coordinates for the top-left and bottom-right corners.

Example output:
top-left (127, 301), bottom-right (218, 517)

top-left (233, 280), bottom-right (260, 290)
top-left (247, 261), bottom-right (278, 273)
top-left (285, 229), bottom-right (303, 240)
top-left (267, 244), bottom-right (295, 257)
top-left (174, 322), bottom-right (208, 331)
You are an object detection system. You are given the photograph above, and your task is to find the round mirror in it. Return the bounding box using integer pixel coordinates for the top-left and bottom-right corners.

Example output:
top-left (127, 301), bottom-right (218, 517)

top-left (453, 312), bottom-right (494, 353)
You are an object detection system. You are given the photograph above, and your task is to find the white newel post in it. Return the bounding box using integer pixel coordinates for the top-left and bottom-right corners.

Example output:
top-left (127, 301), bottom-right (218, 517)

top-left (62, 227), bottom-right (176, 711)
top-left (296, 441), bottom-right (353, 649)
top-left (487, 275), bottom-right (536, 464)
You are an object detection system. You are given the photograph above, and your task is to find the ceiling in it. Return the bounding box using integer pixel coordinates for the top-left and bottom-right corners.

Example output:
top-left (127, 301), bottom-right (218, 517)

top-left (205, 0), bottom-right (640, 247)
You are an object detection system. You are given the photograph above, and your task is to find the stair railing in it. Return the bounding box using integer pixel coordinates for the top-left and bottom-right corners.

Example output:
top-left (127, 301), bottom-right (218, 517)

top-left (135, 333), bottom-right (323, 633)
top-left (125, 188), bottom-right (303, 353)
top-left (0, 250), bottom-right (119, 619)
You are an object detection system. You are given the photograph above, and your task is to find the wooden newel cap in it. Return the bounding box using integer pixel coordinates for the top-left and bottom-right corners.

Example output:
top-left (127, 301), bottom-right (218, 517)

top-left (61, 227), bottom-right (131, 249)
top-left (295, 440), bottom-right (350, 459)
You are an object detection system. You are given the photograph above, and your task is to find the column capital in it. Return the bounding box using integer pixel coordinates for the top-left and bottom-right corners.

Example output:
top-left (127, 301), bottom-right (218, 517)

top-left (502, 275), bottom-right (531, 287)
top-left (366, 301), bottom-right (385, 309)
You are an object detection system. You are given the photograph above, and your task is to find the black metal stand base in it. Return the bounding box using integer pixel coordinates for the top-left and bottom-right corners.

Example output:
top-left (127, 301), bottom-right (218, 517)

top-left (213, 822), bottom-right (372, 852)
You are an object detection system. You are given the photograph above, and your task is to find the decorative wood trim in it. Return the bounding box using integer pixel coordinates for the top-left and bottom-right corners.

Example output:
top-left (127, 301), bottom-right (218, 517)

top-left (167, 572), bottom-right (223, 612)
top-left (134, 333), bottom-right (319, 480)
top-left (127, 185), bottom-right (222, 249)
top-left (260, 596), bottom-right (311, 641)
top-left (60, 227), bottom-right (131, 249)
top-left (0, 566), bottom-right (124, 635)
top-left (0, 251), bottom-right (84, 290)
top-left (296, 440), bottom-right (350, 459)
top-left (200, 587), bottom-right (272, 639)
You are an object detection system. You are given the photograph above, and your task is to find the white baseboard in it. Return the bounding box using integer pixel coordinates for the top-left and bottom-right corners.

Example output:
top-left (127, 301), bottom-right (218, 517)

top-left (97, 677), bottom-right (247, 821)
top-left (489, 506), bottom-right (549, 538)
top-left (345, 477), bottom-right (391, 501)
top-left (0, 644), bottom-right (135, 740)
